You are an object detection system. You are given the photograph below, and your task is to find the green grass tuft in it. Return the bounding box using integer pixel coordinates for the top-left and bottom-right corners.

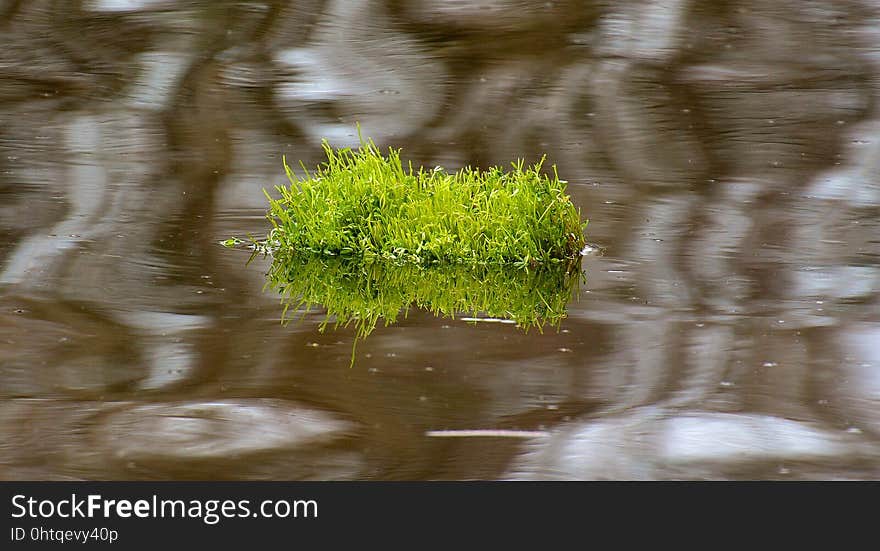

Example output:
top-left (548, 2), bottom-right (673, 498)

top-left (263, 137), bottom-right (587, 267)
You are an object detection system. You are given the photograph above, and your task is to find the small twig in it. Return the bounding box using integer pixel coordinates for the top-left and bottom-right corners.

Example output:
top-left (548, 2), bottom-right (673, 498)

top-left (459, 317), bottom-right (517, 324)
top-left (425, 429), bottom-right (550, 438)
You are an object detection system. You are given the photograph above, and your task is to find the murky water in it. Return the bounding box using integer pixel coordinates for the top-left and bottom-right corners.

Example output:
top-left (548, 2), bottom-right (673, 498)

top-left (2, 1), bottom-right (879, 480)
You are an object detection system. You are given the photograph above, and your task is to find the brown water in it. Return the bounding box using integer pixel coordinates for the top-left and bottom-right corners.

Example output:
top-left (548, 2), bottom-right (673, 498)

top-left (1, 0), bottom-right (879, 480)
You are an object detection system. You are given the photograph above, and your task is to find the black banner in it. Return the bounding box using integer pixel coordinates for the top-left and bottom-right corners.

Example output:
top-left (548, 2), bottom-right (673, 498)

top-left (0, 482), bottom-right (873, 547)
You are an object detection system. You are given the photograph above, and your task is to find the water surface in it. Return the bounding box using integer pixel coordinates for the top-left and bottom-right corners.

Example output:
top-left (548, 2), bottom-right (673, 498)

top-left (1, 0), bottom-right (879, 480)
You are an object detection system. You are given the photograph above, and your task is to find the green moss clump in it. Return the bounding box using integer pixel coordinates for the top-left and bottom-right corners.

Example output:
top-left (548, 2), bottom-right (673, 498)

top-left (263, 138), bottom-right (587, 267)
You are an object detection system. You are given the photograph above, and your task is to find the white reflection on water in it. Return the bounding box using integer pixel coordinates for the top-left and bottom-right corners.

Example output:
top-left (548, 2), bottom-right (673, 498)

top-left (98, 399), bottom-right (354, 460)
top-left (0, 398), bottom-right (360, 479)
top-left (273, 0), bottom-right (447, 147)
top-left (509, 409), bottom-right (875, 480)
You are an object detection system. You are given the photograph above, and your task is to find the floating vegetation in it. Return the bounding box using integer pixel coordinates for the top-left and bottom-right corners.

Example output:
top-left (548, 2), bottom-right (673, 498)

top-left (262, 134), bottom-right (587, 267)
top-left (224, 132), bottom-right (589, 364)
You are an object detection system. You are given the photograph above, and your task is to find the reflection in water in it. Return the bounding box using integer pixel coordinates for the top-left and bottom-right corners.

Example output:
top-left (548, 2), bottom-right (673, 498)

top-left (266, 252), bottom-right (582, 339)
top-left (0, 0), bottom-right (879, 479)
top-left (510, 409), bottom-right (874, 480)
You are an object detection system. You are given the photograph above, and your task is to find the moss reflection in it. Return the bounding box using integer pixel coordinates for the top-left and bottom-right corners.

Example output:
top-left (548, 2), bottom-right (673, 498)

top-left (266, 252), bottom-right (583, 357)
